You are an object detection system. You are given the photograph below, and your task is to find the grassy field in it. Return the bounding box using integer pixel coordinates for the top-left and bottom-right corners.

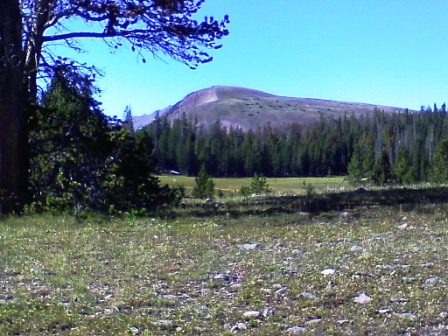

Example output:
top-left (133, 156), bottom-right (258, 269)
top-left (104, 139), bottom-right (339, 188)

top-left (2, 181), bottom-right (448, 335)
top-left (158, 175), bottom-right (346, 195)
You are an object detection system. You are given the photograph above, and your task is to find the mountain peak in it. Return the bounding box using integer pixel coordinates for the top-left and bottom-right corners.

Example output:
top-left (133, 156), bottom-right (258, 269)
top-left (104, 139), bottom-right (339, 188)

top-left (134, 86), bottom-right (408, 131)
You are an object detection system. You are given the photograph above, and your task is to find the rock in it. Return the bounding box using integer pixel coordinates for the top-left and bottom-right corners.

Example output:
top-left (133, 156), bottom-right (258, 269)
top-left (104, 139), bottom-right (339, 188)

top-left (239, 243), bottom-right (258, 251)
top-left (129, 326), bottom-right (139, 334)
top-left (350, 245), bottom-right (364, 252)
top-left (397, 312), bottom-right (416, 320)
top-left (262, 307), bottom-right (273, 317)
top-left (231, 322), bottom-right (247, 332)
top-left (420, 262), bottom-right (434, 268)
top-left (337, 319), bottom-right (352, 325)
top-left (321, 268), bottom-right (336, 276)
top-left (292, 249), bottom-right (303, 255)
top-left (398, 223), bottom-right (408, 230)
top-left (425, 276), bottom-right (439, 285)
top-left (286, 326), bottom-right (307, 334)
top-left (354, 293), bottom-right (372, 304)
top-left (243, 310), bottom-right (260, 319)
top-left (307, 318), bottom-right (322, 324)
top-left (300, 292), bottom-right (317, 300)
top-left (155, 319), bottom-right (174, 328)
top-left (378, 308), bottom-right (392, 314)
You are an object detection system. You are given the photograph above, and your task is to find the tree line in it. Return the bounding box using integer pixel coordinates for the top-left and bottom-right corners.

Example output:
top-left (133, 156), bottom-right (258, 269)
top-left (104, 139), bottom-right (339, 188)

top-left (143, 108), bottom-right (448, 184)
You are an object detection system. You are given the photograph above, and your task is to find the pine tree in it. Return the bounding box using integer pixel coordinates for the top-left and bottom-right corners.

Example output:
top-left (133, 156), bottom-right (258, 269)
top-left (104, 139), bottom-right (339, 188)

top-left (372, 149), bottom-right (392, 185)
top-left (428, 137), bottom-right (448, 183)
top-left (250, 173), bottom-right (271, 194)
top-left (393, 146), bottom-right (415, 184)
top-left (123, 105), bottom-right (135, 136)
top-left (192, 165), bottom-right (215, 199)
top-left (347, 144), bottom-right (364, 183)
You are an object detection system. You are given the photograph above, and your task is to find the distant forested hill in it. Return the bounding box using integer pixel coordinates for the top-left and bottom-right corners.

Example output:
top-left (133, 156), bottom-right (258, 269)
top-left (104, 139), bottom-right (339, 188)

top-left (141, 107), bottom-right (448, 184)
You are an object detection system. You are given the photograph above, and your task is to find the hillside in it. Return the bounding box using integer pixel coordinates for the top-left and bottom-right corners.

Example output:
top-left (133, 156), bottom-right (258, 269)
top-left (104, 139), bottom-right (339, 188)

top-left (134, 85), bottom-right (409, 130)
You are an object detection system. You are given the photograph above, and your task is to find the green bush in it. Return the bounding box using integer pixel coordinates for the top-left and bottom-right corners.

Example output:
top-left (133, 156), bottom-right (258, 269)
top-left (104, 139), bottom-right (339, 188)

top-left (192, 165), bottom-right (215, 199)
top-left (250, 173), bottom-right (270, 194)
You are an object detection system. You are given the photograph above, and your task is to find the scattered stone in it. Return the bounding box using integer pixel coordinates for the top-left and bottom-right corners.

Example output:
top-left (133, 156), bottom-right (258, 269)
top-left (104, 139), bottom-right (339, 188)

top-left (231, 322), bottom-right (247, 332)
top-left (321, 268), bottom-right (336, 276)
top-left (350, 245), bottom-right (364, 252)
top-left (243, 310), bottom-right (260, 319)
top-left (239, 243), bottom-right (258, 251)
top-left (307, 318), bottom-right (322, 324)
top-left (420, 262), bottom-right (434, 268)
top-left (275, 287), bottom-right (287, 296)
top-left (378, 308), bottom-right (392, 314)
top-left (286, 326), bottom-right (307, 334)
top-left (337, 319), bottom-right (352, 325)
top-left (262, 307), bottom-right (273, 317)
top-left (155, 319), bottom-right (174, 328)
top-left (352, 272), bottom-right (372, 279)
top-left (397, 312), bottom-right (416, 320)
top-left (300, 292), bottom-right (317, 300)
top-left (398, 223), bottom-right (408, 230)
top-left (292, 249), bottom-right (303, 255)
top-left (354, 293), bottom-right (372, 304)
top-left (425, 276), bottom-right (439, 285)
top-left (325, 280), bottom-right (334, 290)
top-left (129, 326), bottom-right (139, 334)
top-left (272, 283), bottom-right (282, 289)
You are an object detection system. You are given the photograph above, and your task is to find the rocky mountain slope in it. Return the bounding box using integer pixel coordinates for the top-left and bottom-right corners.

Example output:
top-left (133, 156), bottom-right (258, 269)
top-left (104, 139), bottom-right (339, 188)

top-left (134, 85), bottom-right (409, 130)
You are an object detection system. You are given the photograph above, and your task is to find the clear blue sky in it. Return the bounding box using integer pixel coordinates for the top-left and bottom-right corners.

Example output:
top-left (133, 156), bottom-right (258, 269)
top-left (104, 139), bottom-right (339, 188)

top-left (65, 0), bottom-right (448, 117)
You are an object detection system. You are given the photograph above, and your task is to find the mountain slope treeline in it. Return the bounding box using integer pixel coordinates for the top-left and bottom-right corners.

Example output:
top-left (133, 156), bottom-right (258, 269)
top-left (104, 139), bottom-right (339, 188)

top-left (142, 108), bottom-right (448, 183)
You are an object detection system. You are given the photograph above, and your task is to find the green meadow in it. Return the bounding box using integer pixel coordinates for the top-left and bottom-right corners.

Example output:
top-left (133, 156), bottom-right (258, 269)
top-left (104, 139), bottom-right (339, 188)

top-left (2, 178), bottom-right (448, 335)
top-left (158, 175), bottom-right (346, 195)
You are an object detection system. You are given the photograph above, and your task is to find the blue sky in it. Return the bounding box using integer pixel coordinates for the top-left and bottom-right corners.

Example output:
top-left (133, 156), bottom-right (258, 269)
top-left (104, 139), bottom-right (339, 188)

top-left (63, 1), bottom-right (448, 117)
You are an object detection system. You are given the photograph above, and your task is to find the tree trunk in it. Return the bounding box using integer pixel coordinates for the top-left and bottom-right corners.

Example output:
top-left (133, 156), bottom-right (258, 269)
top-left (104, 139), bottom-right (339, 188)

top-left (0, 0), bottom-right (26, 213)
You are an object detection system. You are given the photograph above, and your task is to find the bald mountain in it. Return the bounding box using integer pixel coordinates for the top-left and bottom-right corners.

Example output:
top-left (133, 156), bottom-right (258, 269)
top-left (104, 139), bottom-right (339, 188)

top-left (134, 85), bottom-right (408, 131)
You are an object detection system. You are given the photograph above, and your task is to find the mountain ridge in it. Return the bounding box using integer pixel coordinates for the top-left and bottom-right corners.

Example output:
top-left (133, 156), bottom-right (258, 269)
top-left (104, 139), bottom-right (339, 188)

top-left (134, 85), bottom-right (410, 130)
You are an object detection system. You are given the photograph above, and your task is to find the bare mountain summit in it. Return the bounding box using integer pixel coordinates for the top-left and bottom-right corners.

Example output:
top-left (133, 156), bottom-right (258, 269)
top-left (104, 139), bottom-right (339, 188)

top-left (134, 85), bottom-right (408, 131)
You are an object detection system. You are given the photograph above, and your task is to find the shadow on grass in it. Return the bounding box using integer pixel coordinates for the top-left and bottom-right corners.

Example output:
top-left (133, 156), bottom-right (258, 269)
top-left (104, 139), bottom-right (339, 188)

top-left (179, 186), bottom-right (448, 218)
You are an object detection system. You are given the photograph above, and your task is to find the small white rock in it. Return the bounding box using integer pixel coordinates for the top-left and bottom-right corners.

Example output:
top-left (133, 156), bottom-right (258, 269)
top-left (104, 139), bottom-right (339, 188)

top-left (321, 268), bottom-right (336, 276)
top-left (231, 322), bottom-right (248, 332)
top-left (239, 243), bottom-right (258, 251)
top-left (354, 293), bottom-right (372, 304)
top-left (286, 326), bottom-right (307, 334)
top-left (350, 245), bottom-right (364, 252)
top-left (300, 292), bottom-right (317, 300)
top-left (378, 308), bottom-right (392, 314)
top-left (425, 276), bottom-right (439, 285)
top-left (337, 319), bottom-right (352, 325)
top-left (398, 223), bottom-right (408, 230)
top-left (129, 327), bottom-right (139, 334)
top-left (398, 312), bottom-right (416, 320)
top-left (243, 310), bottom-right (260, 319)
top-left (307, 318), bottom-right (322, 324)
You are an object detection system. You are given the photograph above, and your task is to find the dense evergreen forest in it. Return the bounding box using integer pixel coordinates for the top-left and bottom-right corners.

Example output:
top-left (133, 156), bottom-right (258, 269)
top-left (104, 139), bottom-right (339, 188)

top-left (143, 107), bottom-right (448, 184)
